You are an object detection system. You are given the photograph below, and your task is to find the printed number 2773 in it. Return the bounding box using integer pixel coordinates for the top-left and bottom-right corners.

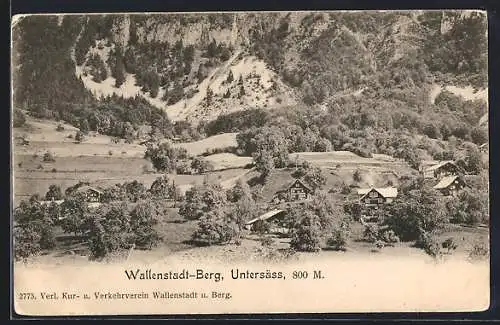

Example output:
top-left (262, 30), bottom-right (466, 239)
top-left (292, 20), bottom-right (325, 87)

top-left (18, 293), bottom-right (36, 300)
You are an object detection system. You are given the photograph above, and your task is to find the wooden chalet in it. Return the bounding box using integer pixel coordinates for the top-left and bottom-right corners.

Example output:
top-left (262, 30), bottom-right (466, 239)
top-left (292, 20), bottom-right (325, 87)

top-left (433, 175), bottom-right (467, 196)
top-left (40, 199), bottom-right (64, 206)
top-left (357, 187), bottom-right (398, 208)
top-left (422, 161), bottom-right (463, 180)
top-left (271, 179), bottom-right (312, 204)
top-left (74, 185), bottom-right (103, 203)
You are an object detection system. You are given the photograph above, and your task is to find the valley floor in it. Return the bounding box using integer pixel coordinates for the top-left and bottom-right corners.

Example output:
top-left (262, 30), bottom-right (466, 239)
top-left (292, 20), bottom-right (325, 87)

top-left (17, 220), bottom-right (489, 268)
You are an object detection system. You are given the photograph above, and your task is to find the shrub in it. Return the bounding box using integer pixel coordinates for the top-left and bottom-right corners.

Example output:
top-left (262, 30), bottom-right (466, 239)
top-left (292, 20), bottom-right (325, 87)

top-left (75, 131), bottom-right (85, 143)
top-left (260, 236), bottom-right (274, 247)
top-left (191, 157), bottom-right (214, 174)
top-left (45, 184), bottom-right (63, 200)
top-left (289, 211), bottom-right (322, 252)
top-left (56, 124), bottom-right (65, 131)
top-left (144, 141), bottom-right (189, 173)
top-left (341, 184), bottom-right (352, 195)
top-left (191, 208), bottom-right (235, 246)
top-left (380, 229), bottom-right (400, 244)
top-left (363, 224), bottom-right (379, 243)
top-left (382, 187), bottom-right (447, 242)
top-left (256, 238), bottom-right (298, 263)
top-left (149, 175), bottom-right (180, 200)
top-left (13, 225), bottom-right (42, 261)
top-left (13, 109), bottom-right (26, 128)
top-left (441, 237), bottom-right (458, 254)
top-left (13, 196), bottom-right (56, 260)
top-left (353, 169), bottom-right (362, 182)
top-left (374, 240), bottom-right (385, 250)
top-left (87, 202), bottom-right (135, 260)
top-left (344, 201), bottom-right (362, 220)
top-left (226, 179), bottom-right (252, 203)
top-left (415, 231), bottom-right (443, 258)
top-left (447, 188), bottom-right (488, 225)
top-left (179, 183), bottom-right (227, 220)
top-left (326, 227), bottom-right (349, 251)
top-left (60, 194), bottom-right (91, 235)
top-left (468, 241), bottom-right (489, 261)
top-left (129, 200), bottom-right (163, 249)
top-left (43, 151), bottom-right (55, 162)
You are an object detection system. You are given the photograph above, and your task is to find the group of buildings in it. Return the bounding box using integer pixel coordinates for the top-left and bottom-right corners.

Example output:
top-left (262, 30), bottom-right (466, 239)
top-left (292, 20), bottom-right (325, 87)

top-left (245, 160), bottom-right (469, 230)
top-left (38, 159), bottom-right (470, 231)
top-left (41, 184), bottom-right (103, 209)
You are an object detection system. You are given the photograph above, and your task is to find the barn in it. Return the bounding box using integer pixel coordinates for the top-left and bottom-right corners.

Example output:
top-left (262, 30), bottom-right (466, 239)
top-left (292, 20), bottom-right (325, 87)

top-left (433, 175), bottom-right (467, 196)
top-left (244, 209), bottom-right (288, 234)
top-left (74, 186), bottom-right (103, 203)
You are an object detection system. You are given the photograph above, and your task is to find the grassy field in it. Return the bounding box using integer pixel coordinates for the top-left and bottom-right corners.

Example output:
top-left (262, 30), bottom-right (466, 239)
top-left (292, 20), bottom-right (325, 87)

top-left (12, 117), bottom-right (489, 266)
top-left (13, 153), bottom-right (245, 203)
top-left (12, 117), bottom-right (248, 204)
top-left (29, 217), bottom-right (489, 266)
top-left (204, 153), bottom-right (253, 170)
top-left (173, 133), bottom-right (238, 156)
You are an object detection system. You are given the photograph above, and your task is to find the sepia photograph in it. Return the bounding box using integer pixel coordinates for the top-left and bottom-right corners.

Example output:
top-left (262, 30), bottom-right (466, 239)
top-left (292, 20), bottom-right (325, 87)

top-left (11, 10), bottom-right (490, 316)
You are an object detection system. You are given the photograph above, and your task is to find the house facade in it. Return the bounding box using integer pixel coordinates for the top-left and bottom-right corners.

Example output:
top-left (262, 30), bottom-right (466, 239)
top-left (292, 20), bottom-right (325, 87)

top-left (433, 176), bottom-right (467, 196)
top-left (357, 187), bottom-right (398, 208)
top-left (422, 161), bottom-right (462, 180)
top-left (288, 179), bottom-right (312, 201)
top-left (271, 179), bottom-right (313, 204)
top-left (76, 186), bottom-right (102, 203)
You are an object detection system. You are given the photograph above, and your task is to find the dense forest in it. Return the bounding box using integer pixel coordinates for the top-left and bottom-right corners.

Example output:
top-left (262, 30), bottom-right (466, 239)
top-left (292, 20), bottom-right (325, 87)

top-left (12, 12), bottom-right (488, 163)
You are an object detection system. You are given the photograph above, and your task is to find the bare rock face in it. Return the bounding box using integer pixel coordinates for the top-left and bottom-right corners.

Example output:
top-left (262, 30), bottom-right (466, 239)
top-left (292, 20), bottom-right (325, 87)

top-left (110, 15), bottom-right (130, 48)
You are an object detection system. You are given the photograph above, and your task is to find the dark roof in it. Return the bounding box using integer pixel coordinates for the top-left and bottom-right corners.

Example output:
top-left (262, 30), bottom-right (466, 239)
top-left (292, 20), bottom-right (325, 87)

top-left (358, 187), bottom-right (398, 200)
top-left (75, 185), bottom-right (103, 194)
top-left (286, 178), bottom-right (312, 192)
top-left (245, 209), bottom-right (285, 225)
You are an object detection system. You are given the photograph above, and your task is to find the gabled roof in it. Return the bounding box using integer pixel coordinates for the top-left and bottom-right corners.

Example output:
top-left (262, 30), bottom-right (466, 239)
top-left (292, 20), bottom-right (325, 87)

top-left (423, 161), bottom-right (458, 172)
top-left (433, 176), bottom-right (465, 190)
top-left (245, 209), bottom-right (285, 225)
top-left (286, 178), bottom-right (312, 192)
top-left (357, 187), bottom-right (398, 199)
top-left (40, 200), bottom-right (64, 206)
top-left (75, 185), bottom-right (103, 194)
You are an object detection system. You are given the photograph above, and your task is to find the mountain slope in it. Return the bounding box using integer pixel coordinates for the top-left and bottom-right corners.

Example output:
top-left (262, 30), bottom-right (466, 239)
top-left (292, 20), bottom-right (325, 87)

top-left (12, 11), bottom-right (488, 151)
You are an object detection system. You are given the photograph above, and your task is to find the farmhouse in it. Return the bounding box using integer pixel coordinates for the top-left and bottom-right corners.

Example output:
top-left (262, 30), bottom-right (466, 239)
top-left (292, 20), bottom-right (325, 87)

top-left (74, 185), bottom-right (103, 203)
top-left (271, 179), bottom-right (312, 204)
top-left (433, 175), bottom-right (467, 196)
top-left (422, 161), bottom-right (463, 180)
top-left (244, 209), bottom-right (288, 234)
top-left (357, 187), bottom-right (398, 208)
top-left (40, 199), bottom-right (64, 206)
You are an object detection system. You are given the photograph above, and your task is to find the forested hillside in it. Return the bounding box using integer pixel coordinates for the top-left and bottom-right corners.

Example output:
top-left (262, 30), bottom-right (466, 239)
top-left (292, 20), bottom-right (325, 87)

top-left (12, 11), bottom-right (488, 168)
